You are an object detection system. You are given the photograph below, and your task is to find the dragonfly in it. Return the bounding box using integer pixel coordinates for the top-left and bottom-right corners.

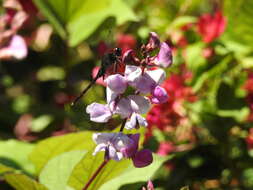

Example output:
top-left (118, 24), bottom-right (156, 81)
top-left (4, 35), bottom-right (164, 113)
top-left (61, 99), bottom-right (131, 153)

top-left (71, 47), bottom-right (122, 106)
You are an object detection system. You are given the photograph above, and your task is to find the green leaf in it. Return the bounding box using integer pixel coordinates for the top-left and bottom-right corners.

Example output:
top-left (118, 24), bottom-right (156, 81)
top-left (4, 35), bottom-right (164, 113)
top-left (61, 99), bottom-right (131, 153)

top-left (169, 16), bottom-right (197, 29)
top-left (4, 173), bottom-right (48, 190)
top-left (29, 132), bottom-right (94, 175)
top-left (68, 151), bottom-right (130, 190)
top-left (241, 57), bottom-right (253, 69)
top-left (185, 42), bottom-right (206, 75)
top-left (31, 115), bottom-right (54, 132)
top-left (68, 152), bottom-right (167, 190)
top-left (98, 154), bottom-right (168, 190)
top-left (32, 0), bottom-right (137, 46)
top-left (0, 140), bottom-right (35, 175)
top-left (223, 0), bottom-right (253, 48)
top-left (39, 150), bottom-right (86, 190)
top-left (32, 0), bottom-right (67, 39)
top-left (0, 163), bottom-right (14, 176)
top-left (37, 66), bottom-right (66, 81)
top-left (193, 55), bottom-right (232, 92)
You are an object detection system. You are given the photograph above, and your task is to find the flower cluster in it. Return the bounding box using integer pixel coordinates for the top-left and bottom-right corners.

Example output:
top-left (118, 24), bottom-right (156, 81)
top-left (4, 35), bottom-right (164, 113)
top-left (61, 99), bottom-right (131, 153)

top-left (87, 32), bottom-right (172, 167)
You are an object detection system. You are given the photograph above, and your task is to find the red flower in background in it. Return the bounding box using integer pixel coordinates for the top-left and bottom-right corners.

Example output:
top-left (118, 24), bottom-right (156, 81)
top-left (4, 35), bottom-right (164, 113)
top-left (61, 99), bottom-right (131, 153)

top-left (116, 33), bottom-right (136, 54)
top-left (197, 10), bottom-right (226, 43)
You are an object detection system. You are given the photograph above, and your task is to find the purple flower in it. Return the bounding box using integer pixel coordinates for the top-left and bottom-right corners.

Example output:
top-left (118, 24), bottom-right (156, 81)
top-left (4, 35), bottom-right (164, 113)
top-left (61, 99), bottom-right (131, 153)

top-left (114, 95), bottom-right (150, 118)
top-left (92, 132), bottom-right (139, 161)
top-left (121, 133), bottom-right (140, 158)
top-left (106, 74), bottom-right (127, 94)
top-left (146, 32), bottom-right (160, 50)
top-left (125, 112), bottom-right (148, 130)
top-left (125, 65), bottom-right (166, 94)
top-left (86, 103), bottom-right (112, 123)
top-left (114, 97), bottom-right (133, 118)
top-left (150, 86), bottom-right (168, 104)
top-left (154, 42), bottom-right (172, 68)
top-left (132, 149), bottom-right (153, 168)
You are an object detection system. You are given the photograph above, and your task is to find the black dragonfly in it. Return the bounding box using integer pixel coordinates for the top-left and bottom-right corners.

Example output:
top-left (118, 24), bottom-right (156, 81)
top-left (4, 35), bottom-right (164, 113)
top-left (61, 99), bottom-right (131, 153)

top-left (71, 47), bottom-right (122, 106)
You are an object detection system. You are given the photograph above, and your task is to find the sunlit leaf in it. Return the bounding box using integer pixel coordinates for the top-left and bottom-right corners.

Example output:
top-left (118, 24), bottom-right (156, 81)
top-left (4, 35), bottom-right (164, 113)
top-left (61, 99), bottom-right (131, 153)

top-left (31, 115), bottom-right (54, 132)
top-left (68, 152), bottom-right (168, 190)
top-left (29, 132), bottom-right (94, 175)
top-left (37, 66), bottom-right (66, 81)
top-left (0, 140), bottom-right (35, 175)
top-left (68, 151), bottom-right (130, 190)
top-left (4, 173), bottom-right (48, 190)
top-left (39, 150), bottom-right (86, 190)
top-left (98, 154), bottom-right (168, 190)
top-left (32, 0), bottom-right (137, 46)
top-left (0, 163), bottom-right (14, 176)
top-left (223, 0), bottom-right (253, 48)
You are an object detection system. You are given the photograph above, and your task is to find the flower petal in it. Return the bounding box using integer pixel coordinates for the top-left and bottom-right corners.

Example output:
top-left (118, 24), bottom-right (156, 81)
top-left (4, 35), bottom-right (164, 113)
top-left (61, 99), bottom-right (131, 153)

top-left (121, 133), bottom-right (140, 158)
top-left (145, 68), bottom-right (166, 85)
top-left (151, 86), bottom-right (168, 104)
top-left (115, 98), bottom-right (133, 118)
top-left (128, 95), bottom-right (150, 114)
top-left (86, 103), bottom-right (112, 123)
top-left (93, 143), bottom-right (107, 156)
top-left (146, 32), bottom-right (160, 50)
top-left (154, 42), bottom-right (172, 68)
top-left (125, 65), bottom-right (142, 84)
top-left (106, 74), bottom-right (127, 94)
top-left (93, 132), bottom-right (115, 144)
top-left (132, 149), bottom-right (153, 168)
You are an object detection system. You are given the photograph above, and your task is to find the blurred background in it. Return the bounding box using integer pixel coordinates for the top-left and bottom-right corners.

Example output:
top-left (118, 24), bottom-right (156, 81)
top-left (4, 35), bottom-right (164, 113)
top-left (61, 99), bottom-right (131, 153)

top-left (1, 0), bottom-right (253, 189)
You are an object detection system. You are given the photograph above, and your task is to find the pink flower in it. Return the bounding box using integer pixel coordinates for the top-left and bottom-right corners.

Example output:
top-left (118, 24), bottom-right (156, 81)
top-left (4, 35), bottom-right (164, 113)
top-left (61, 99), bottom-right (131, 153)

top-left (142, 180), bottom-right (155, 190)
top-left (197, 10), bottom-right (226, 43)
top-left (0, 35), bottom-right (27, 60)
top-left (116, 34), bottom-right (136, 54)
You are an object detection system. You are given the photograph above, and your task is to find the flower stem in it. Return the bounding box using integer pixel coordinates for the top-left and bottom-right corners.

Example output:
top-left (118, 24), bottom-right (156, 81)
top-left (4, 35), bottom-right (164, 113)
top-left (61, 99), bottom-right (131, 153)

top-left (82, 160), bottom-right (108, 190)
top-left (119, 118), bottom-right (127, 132)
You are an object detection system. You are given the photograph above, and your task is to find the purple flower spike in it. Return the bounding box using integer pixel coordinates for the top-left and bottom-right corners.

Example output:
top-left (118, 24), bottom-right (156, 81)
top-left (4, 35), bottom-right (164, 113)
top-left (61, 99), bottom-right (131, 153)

top-left (86, 103), bottom-right (112, 123)
top-left (132, 149), bottom-right (153, 168)
top-left (125, 113), bottom-right (148, 130)
top-left (146, 32), bottom-right (160, 50)
top-left (154, 42), bottom-right (172, 68)
top-left (151, 86), bottom-right (168, 104)
top-left (121, 133), bottom-right (140, 158)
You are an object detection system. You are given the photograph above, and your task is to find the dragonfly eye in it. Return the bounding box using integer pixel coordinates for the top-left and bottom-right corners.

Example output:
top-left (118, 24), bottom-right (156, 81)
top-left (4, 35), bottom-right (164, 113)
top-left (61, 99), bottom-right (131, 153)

top-left (114, 47), bottom-right (122, 57)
